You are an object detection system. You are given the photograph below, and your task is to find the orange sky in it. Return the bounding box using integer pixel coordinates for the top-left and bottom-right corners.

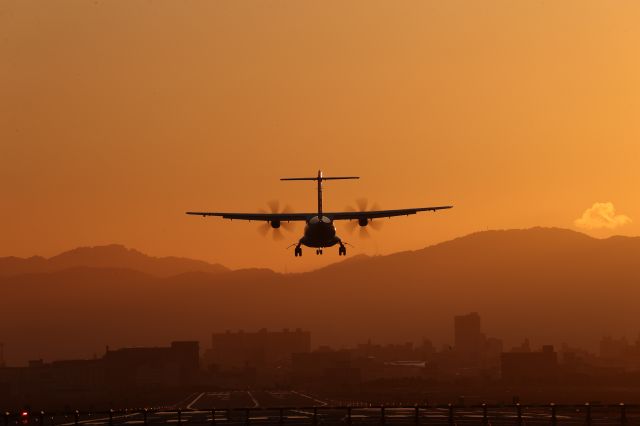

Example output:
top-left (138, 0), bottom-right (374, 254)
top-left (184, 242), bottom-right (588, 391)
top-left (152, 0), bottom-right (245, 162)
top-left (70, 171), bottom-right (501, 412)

top-left (1, 0), bottom-right (639, 272)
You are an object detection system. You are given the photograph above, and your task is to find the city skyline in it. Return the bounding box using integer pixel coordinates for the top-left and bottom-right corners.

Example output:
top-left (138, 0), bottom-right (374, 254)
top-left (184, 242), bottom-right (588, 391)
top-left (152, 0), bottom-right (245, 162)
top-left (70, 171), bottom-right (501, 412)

top-left (5, 313), bottom-right (640, 410)
top-left (4, 312), bottom-right (640, 370)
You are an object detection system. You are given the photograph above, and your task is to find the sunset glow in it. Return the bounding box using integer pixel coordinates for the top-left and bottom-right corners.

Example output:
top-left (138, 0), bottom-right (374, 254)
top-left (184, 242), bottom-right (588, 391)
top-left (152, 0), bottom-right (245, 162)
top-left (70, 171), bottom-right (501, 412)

top-left (2, 1), bottom-right (639, 271)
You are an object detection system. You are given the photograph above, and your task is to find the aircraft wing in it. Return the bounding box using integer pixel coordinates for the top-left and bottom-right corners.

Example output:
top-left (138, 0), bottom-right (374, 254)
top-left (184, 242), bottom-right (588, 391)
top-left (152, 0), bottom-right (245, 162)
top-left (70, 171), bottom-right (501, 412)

top-left (185, 211), bottom-right (313, 221)
top-left (327, 206), bottom-right (453, 220)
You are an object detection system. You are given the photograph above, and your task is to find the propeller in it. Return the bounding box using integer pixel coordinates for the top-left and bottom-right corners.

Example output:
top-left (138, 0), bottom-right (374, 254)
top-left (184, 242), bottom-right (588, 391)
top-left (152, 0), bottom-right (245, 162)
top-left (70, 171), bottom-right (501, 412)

top-left (258, 200), bottom-right (295, 241)
top-left (345, 198), bottom-right (383, 239)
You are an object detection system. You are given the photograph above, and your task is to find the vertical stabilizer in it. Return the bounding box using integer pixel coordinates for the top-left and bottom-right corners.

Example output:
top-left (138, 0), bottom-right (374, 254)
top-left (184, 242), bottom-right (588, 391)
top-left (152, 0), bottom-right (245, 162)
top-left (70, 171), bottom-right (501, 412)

top-left (280, 172), bottom-right (359, 217)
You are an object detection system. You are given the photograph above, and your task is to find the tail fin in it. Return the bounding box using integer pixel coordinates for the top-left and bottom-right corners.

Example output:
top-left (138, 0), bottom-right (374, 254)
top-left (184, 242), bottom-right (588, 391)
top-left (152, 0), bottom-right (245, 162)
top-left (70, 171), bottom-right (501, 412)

top-left (280, 171), bottom-right (359, 215)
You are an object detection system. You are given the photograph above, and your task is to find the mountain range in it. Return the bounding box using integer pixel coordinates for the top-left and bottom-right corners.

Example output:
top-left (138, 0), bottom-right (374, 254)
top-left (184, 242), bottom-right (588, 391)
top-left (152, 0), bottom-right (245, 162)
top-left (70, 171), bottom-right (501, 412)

top-left (1, 227), bottom-right (639, 365)
top-left (0, 244), bottom-right (228, 277)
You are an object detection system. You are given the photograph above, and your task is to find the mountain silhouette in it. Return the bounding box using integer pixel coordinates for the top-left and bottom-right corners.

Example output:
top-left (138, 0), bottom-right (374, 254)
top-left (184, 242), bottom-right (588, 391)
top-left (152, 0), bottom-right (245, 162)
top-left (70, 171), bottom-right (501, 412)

top-left (1, 228), bottom-right (639, 365)
top-left (0, 244), bottom-right (228, 277)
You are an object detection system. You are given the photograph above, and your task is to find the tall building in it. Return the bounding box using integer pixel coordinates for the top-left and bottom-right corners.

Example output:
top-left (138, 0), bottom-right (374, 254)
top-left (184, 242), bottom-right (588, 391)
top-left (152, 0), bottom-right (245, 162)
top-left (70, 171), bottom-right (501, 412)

top-left (208, 328), bottom-right (311, 369)
top-left (454, 312), bottom-right (484, 355)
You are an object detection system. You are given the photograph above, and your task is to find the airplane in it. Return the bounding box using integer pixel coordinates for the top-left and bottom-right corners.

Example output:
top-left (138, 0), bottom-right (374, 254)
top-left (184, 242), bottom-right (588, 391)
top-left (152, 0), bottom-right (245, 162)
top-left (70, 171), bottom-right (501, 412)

top-left (186, 170), bottom-right (452, 257)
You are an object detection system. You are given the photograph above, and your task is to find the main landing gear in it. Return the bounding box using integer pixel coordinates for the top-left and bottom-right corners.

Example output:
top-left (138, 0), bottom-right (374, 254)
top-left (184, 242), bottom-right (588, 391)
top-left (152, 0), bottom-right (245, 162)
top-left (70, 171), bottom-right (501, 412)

top-left (293, 244), bottom-right (347, 257)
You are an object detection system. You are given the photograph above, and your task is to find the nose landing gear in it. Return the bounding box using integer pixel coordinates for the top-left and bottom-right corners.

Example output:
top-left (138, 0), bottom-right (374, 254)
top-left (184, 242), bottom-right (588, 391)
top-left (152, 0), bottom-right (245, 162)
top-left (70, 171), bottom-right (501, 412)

top-left (294, 245), bottom-right (302, 257)
top-left (315, 249), bottom-right (323, 255)
top-left (338, 244), bottom-right (347, 256)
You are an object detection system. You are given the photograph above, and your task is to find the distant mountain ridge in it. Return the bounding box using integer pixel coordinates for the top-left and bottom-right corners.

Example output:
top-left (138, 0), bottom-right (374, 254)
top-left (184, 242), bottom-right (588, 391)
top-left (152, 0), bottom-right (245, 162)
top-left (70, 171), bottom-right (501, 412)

top-left (1, 228), bottom-right (639, 365)
top-left (0, 244), bottom-right (228, 277)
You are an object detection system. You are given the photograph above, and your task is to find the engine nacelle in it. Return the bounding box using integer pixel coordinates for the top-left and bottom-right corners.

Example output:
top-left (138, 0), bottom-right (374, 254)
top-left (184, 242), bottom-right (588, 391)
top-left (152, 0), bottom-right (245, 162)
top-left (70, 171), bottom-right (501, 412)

top-left (358, 218), bottom-right (369, 227)
top-left (270, 220), bottom-right (281, 229)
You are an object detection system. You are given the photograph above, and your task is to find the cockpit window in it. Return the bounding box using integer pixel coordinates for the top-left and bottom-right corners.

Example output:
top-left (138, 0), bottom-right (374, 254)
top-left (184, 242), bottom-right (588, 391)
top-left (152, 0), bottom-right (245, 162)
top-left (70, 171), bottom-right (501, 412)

top-left (309, 216), bottom-right (331, 224)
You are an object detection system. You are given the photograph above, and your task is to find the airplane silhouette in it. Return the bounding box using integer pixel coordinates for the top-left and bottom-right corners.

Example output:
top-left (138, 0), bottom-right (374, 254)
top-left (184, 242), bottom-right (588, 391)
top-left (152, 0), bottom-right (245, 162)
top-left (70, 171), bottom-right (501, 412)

top-left (186, 170), bottom-right (452, 257)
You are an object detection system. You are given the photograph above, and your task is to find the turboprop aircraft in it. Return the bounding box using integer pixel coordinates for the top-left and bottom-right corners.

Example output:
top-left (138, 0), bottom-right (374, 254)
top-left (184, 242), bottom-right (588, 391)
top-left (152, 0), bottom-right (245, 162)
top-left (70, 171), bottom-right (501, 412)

top-left (186, 170), bottom-right (452, 257)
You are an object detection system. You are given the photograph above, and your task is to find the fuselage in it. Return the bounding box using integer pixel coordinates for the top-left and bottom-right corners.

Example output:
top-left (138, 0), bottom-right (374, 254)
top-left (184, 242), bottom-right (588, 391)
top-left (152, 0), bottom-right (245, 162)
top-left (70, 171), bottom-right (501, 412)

top-left (285, 170), bottom-right (349, 255)
top-left (300, 215), bottom-right (339, 248)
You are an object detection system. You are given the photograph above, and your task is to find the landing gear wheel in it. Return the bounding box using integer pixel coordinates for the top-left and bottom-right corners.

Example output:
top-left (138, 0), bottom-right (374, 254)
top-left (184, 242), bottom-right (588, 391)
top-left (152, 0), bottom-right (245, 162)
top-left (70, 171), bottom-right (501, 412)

top-left (294, 246), bottom-right (302, 257)
top-left (338, 245), bottom-right (347, 256)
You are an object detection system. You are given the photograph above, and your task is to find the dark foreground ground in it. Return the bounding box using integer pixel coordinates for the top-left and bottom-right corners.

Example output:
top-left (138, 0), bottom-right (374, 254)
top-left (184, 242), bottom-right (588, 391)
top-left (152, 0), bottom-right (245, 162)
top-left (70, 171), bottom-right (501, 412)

top-left (8, 390), bottom-right (639, 425)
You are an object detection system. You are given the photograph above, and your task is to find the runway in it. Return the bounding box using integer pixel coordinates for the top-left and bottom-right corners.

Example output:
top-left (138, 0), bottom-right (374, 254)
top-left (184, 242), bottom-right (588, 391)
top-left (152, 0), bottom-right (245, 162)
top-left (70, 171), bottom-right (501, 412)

top-left (183, 390), bottom-right (328, 410)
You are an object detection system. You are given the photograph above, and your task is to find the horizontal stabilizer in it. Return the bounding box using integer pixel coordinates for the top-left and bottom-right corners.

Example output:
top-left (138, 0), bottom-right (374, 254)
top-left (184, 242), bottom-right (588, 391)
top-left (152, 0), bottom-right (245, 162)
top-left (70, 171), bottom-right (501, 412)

top-left (281, 176), bottom-right (359, 181)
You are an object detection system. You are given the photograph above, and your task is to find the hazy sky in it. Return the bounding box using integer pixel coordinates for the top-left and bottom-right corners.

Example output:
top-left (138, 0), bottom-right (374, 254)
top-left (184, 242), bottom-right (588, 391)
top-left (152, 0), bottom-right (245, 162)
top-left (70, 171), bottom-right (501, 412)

top-left (2, 0), bottom-right (639, 271)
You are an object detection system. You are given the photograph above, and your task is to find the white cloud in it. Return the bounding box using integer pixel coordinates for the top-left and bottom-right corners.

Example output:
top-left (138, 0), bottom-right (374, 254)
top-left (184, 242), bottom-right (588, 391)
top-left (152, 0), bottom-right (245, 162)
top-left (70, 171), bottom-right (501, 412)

top-left (574, 202), bottom-right (632, 230)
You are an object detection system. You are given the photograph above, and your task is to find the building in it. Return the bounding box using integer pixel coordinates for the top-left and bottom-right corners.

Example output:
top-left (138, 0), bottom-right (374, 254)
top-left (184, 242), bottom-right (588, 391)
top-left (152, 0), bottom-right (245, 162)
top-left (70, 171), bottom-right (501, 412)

top-left (208, 328), bottom-right (310, 369)
top-left (501, 345), bottom-right (558, 383)
top-left (104, 341), bottom-right (200, 387)
top-left (0, 341), bottom-right (200, 408)
top-left (291, 349), bottom-right (359, 386)
top-left (451, 312), bottom-right (503, 376)
top-left (454, 312), bottom-right (484, 355)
